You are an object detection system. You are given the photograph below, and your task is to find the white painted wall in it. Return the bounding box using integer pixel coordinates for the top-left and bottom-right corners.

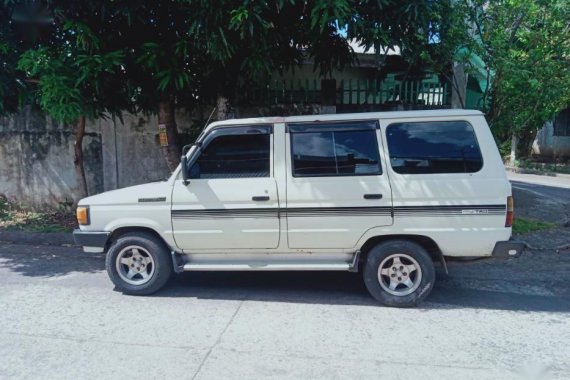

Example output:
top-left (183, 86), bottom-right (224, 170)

top-left (533, 121), bottom-right (570, 159)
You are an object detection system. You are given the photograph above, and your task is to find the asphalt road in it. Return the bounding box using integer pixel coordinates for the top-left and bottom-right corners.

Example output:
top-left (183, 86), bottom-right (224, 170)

top-left (508, 172), bottom-right (570, 202)
top-left (1, 242), bottom-right (569, 380)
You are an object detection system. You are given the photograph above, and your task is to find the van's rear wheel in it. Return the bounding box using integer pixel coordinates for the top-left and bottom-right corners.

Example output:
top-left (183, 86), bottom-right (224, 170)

top-left (363, 240), bottom-right (435, 307)
top-left (106, 232), bottom-right (172, 295)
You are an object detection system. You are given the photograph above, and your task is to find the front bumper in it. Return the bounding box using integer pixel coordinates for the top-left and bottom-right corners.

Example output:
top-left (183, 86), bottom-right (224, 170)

top-left (491, 240), bottom-right (525, 258)
top-left (73, 229), bottom-right (110, 251)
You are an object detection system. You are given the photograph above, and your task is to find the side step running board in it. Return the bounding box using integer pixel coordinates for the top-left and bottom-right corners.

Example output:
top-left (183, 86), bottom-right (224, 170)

top-left (182, 263), bottom-right (351, 271)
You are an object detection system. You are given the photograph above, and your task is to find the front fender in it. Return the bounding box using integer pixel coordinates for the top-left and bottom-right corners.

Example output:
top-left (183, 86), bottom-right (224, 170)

top-left (104, 218), bottom-right (176, 249)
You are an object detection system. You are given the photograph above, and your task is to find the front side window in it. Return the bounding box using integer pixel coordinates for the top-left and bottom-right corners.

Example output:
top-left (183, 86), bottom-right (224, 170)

top-left (290, 121), bottom-right (382, 177)
top-left (190, 129), bottom-right (270, 179)
top-left (386, 121), bottom-right (483, 174)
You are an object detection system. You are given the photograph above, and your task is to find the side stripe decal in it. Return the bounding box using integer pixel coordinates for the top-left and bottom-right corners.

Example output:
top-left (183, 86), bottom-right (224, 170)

top-left (171, 209), bottom-right (278, 219)
top-left (171, 205), bottom-right (506, 219)
top-left (394, 205), bottom-right (505, 217)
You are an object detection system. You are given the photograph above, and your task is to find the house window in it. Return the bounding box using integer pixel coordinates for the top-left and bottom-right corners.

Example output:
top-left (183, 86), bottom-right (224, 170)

top-left (553, 107), bottom-right (570, 137)
top-left (290, 121), bottom-right (382, 177)
top-left (386, 121), bottom-right (483, 174)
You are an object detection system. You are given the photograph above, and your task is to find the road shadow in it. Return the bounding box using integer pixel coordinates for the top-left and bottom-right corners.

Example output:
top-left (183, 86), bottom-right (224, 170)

top-left (161, 271), bottom-right (377, 306)
top-left (155, 267), bottom-right (570, 313)
top-left (2, 244), bottom-right (569, 313)
top-left (0, 244), bottom-right (104, 277)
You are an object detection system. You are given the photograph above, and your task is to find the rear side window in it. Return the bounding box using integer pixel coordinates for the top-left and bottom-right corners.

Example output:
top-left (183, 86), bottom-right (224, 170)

top-left (290, 121), bottom-right (382, 177)
top-left (386, 121), bottom-right (483, 174)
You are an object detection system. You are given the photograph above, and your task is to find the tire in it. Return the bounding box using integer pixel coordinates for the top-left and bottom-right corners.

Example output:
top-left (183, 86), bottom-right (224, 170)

top-left (363, 240), bottom-right (435, 307)
top-left (105, 232), bottom-right (173, 295)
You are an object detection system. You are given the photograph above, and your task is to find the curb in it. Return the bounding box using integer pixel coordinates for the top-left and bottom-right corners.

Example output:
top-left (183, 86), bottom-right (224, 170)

top-left (0, 230), bottom-right (76, 246)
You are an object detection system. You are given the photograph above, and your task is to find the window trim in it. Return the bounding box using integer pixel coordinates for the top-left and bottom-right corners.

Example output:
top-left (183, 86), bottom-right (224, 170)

top-left (200, 125), bottom-right (272, 146)
top-left (384, 119), bottom-right (484, 176)
top-left (189, 125), bottom-right (273, 180)
top-left (288, 121), bottom-right (383, 178)
top-left (287, 119), bottom-right (379, 133)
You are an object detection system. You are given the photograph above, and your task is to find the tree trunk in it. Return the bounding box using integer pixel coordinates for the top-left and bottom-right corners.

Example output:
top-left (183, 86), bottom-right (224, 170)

top-left (450, 63), bottom-right (466, 109)
top-left (74, 115), bottom-right (88, 199)
top-left (518, 128), bottom-right (537, 160)
top-left (158, 95), bottom-right (181, 172)
top-left (216, 95), bottom-right (230, 121)
top-left (510, 133), bottom-right (518, 166)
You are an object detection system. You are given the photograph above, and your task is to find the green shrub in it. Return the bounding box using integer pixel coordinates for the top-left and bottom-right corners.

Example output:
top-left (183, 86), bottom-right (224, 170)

top-left (512, 217), bottom-right (554, 235)
top-left (0, 198), bottom-right (10, 221)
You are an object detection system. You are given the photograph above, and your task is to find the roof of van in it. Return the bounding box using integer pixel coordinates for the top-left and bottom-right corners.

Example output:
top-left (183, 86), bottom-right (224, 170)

top-left (207, 109), bottom-right (483, 129)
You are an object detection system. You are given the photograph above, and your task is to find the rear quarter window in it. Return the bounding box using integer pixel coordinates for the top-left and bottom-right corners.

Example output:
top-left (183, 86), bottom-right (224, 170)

top-left (386, 121), bottom-right (483, 174)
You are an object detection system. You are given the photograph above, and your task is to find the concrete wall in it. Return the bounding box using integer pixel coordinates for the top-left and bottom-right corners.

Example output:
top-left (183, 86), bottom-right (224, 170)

top-left (0, 108), bottom-right (174, 209)
top-left (0, 104), bottom-right (322, 208)
top-left (532, 121), bottom-right (570, 159)
top-left (97, 113), bottom-right (171, 192)
top-left (0, 108), bottom-right (98, 209)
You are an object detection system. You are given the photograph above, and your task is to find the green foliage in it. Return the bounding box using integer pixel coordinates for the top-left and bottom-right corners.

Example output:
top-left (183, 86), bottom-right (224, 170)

top-left (6, 1), bottom-right (470, 116)
top-left (0, 5), bottom-right (29, 115)
top-left (18, 48), bottom-right (82, 122)
top-left (310, 0), bottom-right (351, 32)
top-left (0, 211), bottom-right (72, 232)
top-left (184, 0), bottom-right (309, 98)
top-left (514, 159), bottom-right (570, 174)
top-left (467, 0), bottom-right (570, 149)
top-left (16, 17), bottom-right (127, 123)
top-left (512, 217), bottom-right (554, 235)
top-left (184, 0), bottom-right (405, 96)
top-left (0, 197), bottom-right (10, 221)
top-left (498, 138), bottom-right (512, 158)
top-left (335, 1), bottom-right (476, 90)
top-left (136, 42), bottom-right (192, 92)
top-left (0, 198), bottom-right (76, 232)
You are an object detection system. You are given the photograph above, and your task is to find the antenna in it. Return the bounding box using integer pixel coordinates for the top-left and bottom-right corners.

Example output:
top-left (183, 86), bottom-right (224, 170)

top-left (182, 107), bottom-right (216, 154)
top-left (203, 107), bottom-right (216, 132)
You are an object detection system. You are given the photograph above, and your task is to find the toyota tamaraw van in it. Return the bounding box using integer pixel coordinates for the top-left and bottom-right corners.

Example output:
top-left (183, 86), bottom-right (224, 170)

top-left (74, 110), bottom-right (523, 307)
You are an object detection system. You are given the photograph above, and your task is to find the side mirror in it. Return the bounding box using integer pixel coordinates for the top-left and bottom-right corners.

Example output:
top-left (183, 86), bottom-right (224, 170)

top-left (180, 142), bottom-right (200, 185)
top-left (181, 155), bottom-right (189, 185)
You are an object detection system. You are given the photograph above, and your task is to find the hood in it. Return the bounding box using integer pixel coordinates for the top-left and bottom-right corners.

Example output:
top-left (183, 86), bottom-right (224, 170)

top-left (78, 181), bottom-right (172, 207)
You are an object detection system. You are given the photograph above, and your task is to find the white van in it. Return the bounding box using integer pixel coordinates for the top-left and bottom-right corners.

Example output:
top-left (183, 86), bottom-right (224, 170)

top-left (74, 110), bottom-right (523, 307)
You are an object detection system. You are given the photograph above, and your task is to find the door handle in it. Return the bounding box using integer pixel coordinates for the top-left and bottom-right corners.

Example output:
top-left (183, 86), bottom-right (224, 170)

top-left (363, 194), bottom-right (383, 200)
top-left (252, 196), bottom-right (270, 201)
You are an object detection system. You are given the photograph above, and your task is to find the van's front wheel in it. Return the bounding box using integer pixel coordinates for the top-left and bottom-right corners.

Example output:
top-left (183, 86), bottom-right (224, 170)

top-left (106, 232), bottom-right (173, 295)
top-left (363, 240), bottom-right (435, 307)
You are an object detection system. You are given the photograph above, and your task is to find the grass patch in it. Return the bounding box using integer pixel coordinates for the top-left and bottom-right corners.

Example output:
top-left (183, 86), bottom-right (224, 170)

top-left (513, 159), bottom-right (570, 175)
top-left (512, 217), bottom-right (555, 235)
top-left (0, 198), bottom-right (76, 233)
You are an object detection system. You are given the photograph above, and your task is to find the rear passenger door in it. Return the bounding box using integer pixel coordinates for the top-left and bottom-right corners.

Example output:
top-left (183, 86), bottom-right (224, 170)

top-left (285, 120), bottom-right (393, 249)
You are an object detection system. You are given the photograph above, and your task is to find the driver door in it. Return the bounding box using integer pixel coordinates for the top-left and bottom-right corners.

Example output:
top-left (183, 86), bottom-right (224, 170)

top-left (171, 125), bottom-right (280, 251)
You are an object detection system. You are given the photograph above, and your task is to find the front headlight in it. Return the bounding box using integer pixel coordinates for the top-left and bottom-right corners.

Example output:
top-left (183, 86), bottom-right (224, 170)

top-left (76, 206), bottom-right (90, 226)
